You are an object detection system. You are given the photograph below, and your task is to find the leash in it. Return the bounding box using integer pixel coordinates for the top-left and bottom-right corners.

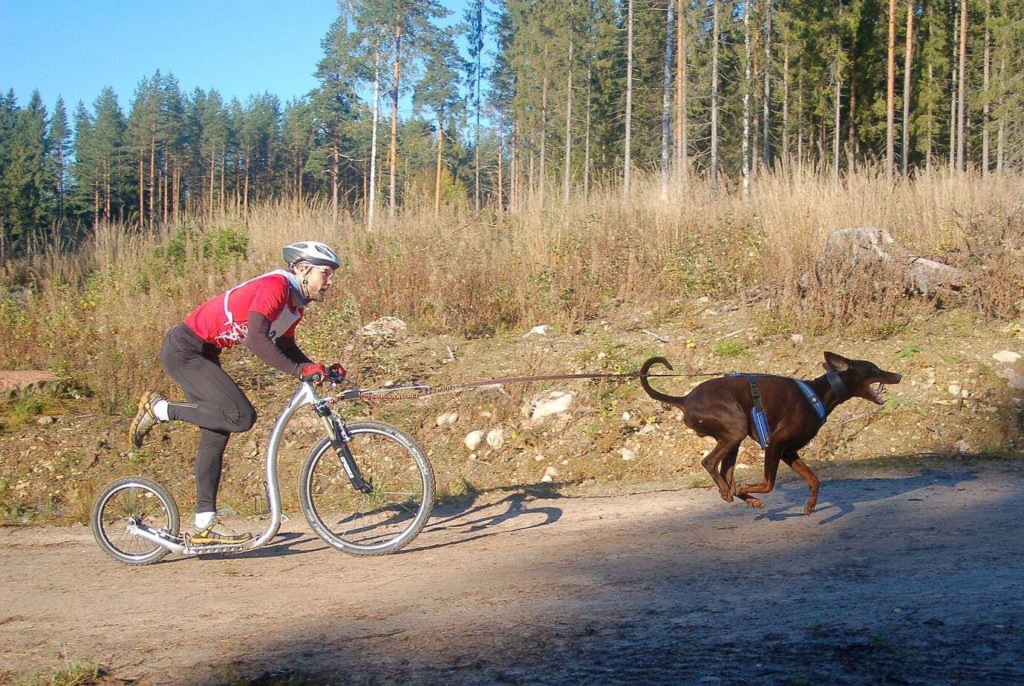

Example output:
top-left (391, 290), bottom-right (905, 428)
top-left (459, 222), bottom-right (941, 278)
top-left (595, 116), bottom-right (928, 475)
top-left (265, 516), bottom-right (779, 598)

top-left (328, 370), bottom-right (718, 404)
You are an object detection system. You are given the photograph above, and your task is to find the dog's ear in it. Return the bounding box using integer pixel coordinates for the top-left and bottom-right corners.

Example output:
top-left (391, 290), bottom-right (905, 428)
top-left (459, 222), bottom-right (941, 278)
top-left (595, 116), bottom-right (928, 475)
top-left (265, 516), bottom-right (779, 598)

top-left (823, 351), bottom-right (851, 373)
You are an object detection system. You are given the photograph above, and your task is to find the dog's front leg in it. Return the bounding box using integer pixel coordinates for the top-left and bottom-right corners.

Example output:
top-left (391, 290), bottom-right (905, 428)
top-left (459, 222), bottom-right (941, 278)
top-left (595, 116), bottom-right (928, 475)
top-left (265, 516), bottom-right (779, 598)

top-left (782, 453), bottom-right (820, 515)
top-left (735, 443), bottom-right (784, 509)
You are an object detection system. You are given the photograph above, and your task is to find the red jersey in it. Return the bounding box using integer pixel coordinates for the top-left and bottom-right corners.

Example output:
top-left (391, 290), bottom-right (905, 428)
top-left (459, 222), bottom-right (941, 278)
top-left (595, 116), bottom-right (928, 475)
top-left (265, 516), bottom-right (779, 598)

top-left (184, 270), bottom-right (305, 349)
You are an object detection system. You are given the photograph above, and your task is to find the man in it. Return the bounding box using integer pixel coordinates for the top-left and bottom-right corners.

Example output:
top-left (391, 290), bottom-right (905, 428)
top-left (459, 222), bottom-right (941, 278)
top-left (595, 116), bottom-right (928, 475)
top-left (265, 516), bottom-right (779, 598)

top-left (128, 240), bottom-right (346, 545)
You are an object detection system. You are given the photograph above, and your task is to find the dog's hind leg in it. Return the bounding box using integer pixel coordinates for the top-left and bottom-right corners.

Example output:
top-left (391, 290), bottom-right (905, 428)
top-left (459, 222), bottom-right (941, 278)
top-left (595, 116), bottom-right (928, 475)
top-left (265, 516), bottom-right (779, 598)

top-left (782, 453), bottom-right (821, 515)
top-left (701, 438), bottom-right (744, 504)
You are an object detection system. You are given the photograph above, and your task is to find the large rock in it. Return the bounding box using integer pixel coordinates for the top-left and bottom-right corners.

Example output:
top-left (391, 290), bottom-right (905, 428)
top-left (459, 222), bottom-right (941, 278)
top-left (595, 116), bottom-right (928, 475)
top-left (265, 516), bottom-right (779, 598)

top-left (359, 316), bottom-right (409, 339)
top-left (0, 370), bottom-right (58, 397)
top-left (809, 227), bottom-right (973, 295)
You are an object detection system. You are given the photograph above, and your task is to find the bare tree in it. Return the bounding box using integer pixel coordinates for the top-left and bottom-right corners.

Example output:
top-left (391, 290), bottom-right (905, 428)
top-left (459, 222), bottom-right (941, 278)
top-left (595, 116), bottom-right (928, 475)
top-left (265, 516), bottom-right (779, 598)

top-left (902, 0), bottom-right (914, 175)
top-left (661, 0), bottom-right (675, 199)
top-left (676, 0), bottom-right (688, 182)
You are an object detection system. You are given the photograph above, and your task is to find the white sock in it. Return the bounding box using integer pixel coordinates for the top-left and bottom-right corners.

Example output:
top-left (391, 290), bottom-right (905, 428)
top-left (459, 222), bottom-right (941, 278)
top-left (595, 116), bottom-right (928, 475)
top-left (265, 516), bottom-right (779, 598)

top-left (195, 511), bottom-right (215, 529)
top-left (153, 399), bottom-right (169, 422)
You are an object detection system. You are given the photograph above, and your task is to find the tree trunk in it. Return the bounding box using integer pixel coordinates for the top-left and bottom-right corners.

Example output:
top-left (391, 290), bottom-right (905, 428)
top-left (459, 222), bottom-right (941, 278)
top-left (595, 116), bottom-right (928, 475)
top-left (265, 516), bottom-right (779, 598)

top-left (623, 0), bottom-right (634, 199)
top-left (762, 0), bottom-right (772, 170)
top-left (585, 58), bottom-right (593, 199)
top-left (833, 58), bottom-right (841, 184)
top-left (886, 0), bottom-right (897, 178)
top-left (926, 63), bottom-right (934, 172)
top-left (138, 155), bottom-right (144, 226)
top-left (149, 125), bottom-right (156, 224)
top-left (710, 0), bottom-right (719, 197)
top-left (956, 0), bottom-right (968, 171)
top-left (742, 0), bottom-right (751, 198)
top-left (902, 2), bottom-right (914, 175)
top-left (435, 115), bottom-right (444, 215)
top-left (997, 50), bottom-right (1005, 173)
top-left (676, 0), bottom-right (687, 182)
top-left (982, 1), bottom-right (991, 177)
top-left (540, 65), bottom-right (548, 209)
top-left (511, 121), bottom-right (518, 210)
top-left (209, 148), bottom-right (216, 218)
top-left (847, 31), bottom-right (858, 172)
top-left (369, 55), bottom-right (381, 230)
top-left (564, 32), bottom-right (574, 208)
top-left (389, 24), bottom-right (403, 218)
top-left (782, 40), bottom-right (790, 166)
top-left (949, 58), bottom-right (957, 168)
top-left (498, 109), bottom-right (505, 211)
top-left (661, 0), bottom-right (674, 199)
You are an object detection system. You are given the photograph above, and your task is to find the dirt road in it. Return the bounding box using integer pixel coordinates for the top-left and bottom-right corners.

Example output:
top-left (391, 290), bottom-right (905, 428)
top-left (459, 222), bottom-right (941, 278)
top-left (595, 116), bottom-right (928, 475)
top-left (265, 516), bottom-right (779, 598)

top-left (3, 460), bottom-right (1023, 685)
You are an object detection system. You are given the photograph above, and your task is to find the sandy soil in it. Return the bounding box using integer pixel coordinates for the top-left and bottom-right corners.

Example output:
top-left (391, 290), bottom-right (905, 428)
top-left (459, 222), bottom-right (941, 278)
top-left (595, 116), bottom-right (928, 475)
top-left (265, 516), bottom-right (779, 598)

top-left (2, 459), bottom-right (1022, 685)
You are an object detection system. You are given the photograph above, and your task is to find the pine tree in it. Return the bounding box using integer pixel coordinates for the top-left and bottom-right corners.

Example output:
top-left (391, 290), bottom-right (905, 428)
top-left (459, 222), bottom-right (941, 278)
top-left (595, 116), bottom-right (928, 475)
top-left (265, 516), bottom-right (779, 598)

top-left (0, 91), bottom-right (50, 252)
top-left (49, 97), bottom-right (71, 224)
top-left (415, 27), bottom-right (465, 214)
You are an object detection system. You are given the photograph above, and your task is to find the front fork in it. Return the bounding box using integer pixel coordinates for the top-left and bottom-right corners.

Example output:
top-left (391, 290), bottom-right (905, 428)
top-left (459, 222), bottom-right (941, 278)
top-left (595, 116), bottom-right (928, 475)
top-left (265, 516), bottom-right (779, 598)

top-left (313, 401), bottom-right (373, 494)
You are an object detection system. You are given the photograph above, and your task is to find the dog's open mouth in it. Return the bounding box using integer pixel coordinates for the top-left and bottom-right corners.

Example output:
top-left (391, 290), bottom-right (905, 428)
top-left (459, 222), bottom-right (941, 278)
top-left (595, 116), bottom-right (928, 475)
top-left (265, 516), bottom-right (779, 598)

top-left (869, 383), bottom-right (887, 405)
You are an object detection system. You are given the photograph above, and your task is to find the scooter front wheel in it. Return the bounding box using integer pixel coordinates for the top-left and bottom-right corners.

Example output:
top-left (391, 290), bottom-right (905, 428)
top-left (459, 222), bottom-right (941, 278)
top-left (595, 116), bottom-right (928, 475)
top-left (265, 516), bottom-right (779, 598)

top-left (91, 477), bottom-right (180, 565)
top-left (300, 421), bottom-right (434, 556)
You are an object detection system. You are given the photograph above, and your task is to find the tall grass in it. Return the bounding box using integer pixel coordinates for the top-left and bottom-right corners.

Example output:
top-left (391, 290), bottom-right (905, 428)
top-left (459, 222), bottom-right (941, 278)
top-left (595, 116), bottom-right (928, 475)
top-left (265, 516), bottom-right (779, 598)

top-left (2, 166), bottom-right (1021, 409)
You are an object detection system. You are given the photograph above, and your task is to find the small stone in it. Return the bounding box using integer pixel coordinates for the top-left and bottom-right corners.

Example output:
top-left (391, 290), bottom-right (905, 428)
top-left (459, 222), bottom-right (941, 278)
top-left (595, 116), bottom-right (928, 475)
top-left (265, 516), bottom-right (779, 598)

top-left (790, 334), bottom-right (804, 346)
top-left (993, 350), bottom-right (1021, 364)
top-left (36, 416), bottom-right (56, 425)
top-left (620, 448), bottom-right (637, 461)
top-left (544, 466), bottom-right (559, 479)
top-left (486, 428), bottom-right (505, 449)
top-left (947, 383), bottom-right (962, 397)
top-left (464, 430), bottom-right (485, 451)
top-left (525, 391), bottom-right (574, 420)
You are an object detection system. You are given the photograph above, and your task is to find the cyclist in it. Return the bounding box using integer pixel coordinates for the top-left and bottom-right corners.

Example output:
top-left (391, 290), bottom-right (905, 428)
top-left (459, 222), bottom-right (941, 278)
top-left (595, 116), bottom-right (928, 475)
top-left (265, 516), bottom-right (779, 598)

top-left (128, 241), bottom-right (346, 545)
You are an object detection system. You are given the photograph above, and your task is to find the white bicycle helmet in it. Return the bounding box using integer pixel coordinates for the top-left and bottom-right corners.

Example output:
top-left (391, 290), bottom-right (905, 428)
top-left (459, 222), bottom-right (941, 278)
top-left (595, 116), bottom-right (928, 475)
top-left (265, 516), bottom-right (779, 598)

top-left (283, 241), bottom-right (341, 269)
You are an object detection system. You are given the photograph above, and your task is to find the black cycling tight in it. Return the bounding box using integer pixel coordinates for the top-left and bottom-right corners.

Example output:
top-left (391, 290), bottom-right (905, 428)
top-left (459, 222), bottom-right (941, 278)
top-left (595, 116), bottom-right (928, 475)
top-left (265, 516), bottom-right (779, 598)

top-left (160, 324), bottom-right (257, 513)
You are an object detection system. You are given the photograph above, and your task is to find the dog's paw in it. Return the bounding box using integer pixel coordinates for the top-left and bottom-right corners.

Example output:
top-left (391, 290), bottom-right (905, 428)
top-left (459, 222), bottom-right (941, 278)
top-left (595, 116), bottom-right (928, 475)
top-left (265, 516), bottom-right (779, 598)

top-left (718, 489), bottom-right (734, 503)
top-left (748, 498), bottom-right (765, 509)
top-left (803, 500), bottom-right (817, 515)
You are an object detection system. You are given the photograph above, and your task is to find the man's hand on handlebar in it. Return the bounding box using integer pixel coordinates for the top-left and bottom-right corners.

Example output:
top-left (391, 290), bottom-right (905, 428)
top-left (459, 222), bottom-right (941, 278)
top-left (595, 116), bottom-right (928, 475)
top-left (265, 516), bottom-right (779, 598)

top-left (328, 363), bottom-right (347, 383)
top-left (301, 362), bottom-right (347, 385)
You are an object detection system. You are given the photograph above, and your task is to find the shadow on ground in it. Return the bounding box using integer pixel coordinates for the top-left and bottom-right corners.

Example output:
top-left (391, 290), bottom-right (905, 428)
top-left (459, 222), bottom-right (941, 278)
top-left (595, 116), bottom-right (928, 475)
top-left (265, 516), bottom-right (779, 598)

top-left (177, 455), bottom-right (1024, 684)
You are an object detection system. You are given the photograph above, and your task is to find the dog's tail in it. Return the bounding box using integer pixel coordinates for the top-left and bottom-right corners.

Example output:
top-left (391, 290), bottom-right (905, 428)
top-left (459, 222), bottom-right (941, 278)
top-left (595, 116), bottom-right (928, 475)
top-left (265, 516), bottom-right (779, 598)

top-left (639, 356), bottom-right (689, 406)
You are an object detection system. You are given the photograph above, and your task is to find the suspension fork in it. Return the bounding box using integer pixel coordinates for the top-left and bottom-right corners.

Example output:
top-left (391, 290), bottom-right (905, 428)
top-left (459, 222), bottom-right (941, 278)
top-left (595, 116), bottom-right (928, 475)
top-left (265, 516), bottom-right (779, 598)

top-left (313, 401), bottom-right (373, 494)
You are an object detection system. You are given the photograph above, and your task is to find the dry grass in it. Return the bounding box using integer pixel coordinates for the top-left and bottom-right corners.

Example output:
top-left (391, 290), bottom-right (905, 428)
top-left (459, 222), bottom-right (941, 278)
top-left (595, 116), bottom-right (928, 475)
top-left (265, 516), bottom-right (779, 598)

top-left (1, 166), bottom-right (1022, 410)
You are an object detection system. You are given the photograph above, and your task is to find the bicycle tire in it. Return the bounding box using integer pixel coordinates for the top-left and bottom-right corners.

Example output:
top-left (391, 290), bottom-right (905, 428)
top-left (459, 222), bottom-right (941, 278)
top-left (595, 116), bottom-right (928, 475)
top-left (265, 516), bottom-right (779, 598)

top-left (91, 477), bottom-right (179, 565)
top-left (300, 421), bottom-right (434, 556)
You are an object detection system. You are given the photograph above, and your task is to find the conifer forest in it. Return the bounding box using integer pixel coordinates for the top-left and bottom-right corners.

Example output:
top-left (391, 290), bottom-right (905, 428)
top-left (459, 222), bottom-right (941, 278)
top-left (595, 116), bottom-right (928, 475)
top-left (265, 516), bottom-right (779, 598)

top-left (1, 0), bottom-right (1023, 255)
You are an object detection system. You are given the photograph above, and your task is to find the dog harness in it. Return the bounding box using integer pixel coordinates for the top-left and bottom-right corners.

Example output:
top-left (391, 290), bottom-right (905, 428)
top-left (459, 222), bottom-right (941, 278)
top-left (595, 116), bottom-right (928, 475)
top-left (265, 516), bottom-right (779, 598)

top-left (738, 374), bottom-right (831, 450)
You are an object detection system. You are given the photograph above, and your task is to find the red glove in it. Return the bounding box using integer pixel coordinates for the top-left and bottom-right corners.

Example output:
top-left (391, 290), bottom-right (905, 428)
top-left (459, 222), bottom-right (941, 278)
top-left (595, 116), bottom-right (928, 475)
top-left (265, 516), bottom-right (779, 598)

top-left (300, 363), bottom-right (329, 384)
top-left (328, 363), bottom-right (347, 380)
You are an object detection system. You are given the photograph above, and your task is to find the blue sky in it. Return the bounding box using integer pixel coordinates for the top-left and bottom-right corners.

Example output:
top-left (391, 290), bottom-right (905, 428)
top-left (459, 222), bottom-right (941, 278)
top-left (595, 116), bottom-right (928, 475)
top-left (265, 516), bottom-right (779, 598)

top-left (1, 0), bottom-right (468, 117)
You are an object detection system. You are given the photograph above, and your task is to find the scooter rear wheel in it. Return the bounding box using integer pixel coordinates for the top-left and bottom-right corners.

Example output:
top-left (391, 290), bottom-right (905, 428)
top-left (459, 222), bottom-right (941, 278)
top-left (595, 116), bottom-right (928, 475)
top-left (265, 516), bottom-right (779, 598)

top-left (91, 477), bottom-right (179, 565)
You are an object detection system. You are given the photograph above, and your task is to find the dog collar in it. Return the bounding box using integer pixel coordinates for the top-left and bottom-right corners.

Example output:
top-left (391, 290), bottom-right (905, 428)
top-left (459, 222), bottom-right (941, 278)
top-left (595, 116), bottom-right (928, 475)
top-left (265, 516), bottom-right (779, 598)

top-left (826, 369), bottom-right (851, 402)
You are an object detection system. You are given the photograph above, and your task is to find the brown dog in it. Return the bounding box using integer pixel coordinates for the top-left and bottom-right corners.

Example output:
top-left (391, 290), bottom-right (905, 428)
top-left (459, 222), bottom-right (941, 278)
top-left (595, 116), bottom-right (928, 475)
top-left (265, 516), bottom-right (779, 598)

top-left (640, 352), bottom-right (902, 515)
